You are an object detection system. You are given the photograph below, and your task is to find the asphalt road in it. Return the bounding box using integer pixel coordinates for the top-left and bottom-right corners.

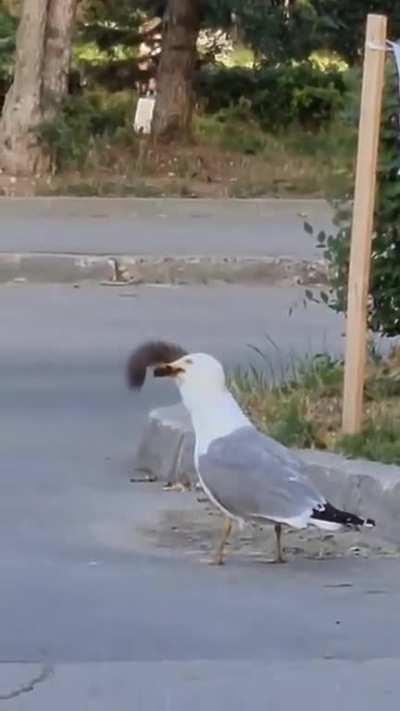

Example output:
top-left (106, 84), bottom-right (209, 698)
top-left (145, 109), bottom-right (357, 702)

top-left (1, 283), bottom-right (399, 710)
top-left (0, 197), bottom-right (332, 258)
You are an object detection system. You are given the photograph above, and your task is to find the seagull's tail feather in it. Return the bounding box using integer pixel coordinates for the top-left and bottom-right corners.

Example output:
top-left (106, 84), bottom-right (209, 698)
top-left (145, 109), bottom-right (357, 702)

top-left (311, 502), bottom-right (375, 530)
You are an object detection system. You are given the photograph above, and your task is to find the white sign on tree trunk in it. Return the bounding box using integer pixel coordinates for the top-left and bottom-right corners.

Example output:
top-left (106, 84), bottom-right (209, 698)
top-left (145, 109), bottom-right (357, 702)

top-left (134, 97), bottom-right (155, 134)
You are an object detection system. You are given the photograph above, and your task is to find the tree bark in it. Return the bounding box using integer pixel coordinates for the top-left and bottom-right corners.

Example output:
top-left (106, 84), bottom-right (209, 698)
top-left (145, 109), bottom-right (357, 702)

top-left (42, 0), bottom-right (78, 120)
top-left (152, 0), bottom-right (201, 141)
top-left (0, 0), bottom-right (49, 174)
top-left (0, 0), bottom-right (77, 176)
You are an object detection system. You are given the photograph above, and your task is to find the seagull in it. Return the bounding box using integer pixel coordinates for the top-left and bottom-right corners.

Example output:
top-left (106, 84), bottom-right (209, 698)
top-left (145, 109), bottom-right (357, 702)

top-left (127, 341), bottom-right (375, 565)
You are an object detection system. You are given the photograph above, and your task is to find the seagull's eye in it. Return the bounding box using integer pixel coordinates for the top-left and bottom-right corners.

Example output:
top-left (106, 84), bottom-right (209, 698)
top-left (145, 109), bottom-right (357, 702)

top-left (184, 358), bottom-right (193, 365)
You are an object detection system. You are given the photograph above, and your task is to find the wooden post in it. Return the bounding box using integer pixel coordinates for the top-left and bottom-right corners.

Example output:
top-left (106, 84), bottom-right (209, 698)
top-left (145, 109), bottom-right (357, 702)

top-left (342, 14), bottom-right (387, 435)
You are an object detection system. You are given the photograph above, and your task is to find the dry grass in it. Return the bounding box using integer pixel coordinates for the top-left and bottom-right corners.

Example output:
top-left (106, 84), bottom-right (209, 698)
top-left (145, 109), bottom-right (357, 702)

top-left (0, 115), bottom-right (355, 199)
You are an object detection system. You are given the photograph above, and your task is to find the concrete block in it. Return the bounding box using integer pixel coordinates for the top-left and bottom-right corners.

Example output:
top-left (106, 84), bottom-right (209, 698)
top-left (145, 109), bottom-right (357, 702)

top-left (133, 403), bottom-right (400, 543)
top-left (132, 404), bottom-right (196, 487)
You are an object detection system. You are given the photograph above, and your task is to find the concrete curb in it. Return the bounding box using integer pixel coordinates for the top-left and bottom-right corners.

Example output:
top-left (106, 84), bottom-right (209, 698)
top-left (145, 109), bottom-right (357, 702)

top-left (0, 252), bottom-right (327, 285)
top-left (0, 253), bottom-right (115, 284)
top-left (0, 195), bottom-right (330, 215)
top-left (133, 404), bottom-right (400, 544)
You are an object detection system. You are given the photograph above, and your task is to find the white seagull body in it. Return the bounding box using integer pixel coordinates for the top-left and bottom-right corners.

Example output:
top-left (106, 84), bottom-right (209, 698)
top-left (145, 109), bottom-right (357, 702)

top-left (127, 344), bottom-right (375, 565)
top-left (179, 356), bottom-right (346, 533)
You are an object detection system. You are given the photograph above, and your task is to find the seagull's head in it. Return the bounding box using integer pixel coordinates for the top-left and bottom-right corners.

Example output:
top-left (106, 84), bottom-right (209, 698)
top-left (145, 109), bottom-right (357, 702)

top-left (127, 341), bottom-right (246, 431)
top-left (126, 341), bottom-right (226, 400)
top-left (154, 352), bottom-right (226, 399)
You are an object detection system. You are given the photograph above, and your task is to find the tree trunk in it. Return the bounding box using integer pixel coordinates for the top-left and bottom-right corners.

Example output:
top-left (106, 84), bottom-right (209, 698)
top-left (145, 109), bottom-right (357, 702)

top-left (0, 0), bottom-right (49, 175)
top-left (42, 0), bottom-right (78, 120)
top-left (152, 0), bottom-right (201, 141)
top-left (0, 0), bottom-right (77, 176)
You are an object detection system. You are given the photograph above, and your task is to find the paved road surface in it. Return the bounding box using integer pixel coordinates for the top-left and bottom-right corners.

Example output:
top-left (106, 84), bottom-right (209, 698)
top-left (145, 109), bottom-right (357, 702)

top-left (1, 284), bottom-right (399, 710)
top-left (0, 197), bottom-right (332, 258)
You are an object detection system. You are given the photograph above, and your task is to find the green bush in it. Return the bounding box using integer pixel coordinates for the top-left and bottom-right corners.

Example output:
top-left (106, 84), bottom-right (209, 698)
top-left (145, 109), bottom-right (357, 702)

top-left (37, 90), bottom-right (135, 169)
top-left (305, 62), bottom-right (400, 337)
top-left (201, 102), bottom-right (266, 154)
top-left (196, 62), bottom-right (346, 129)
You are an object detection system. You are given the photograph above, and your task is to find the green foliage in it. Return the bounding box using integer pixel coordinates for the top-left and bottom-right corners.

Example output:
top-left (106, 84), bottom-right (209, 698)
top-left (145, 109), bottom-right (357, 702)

top-left (6, 0), bottom-right (397, 190)
top-left (77, 0), bottom-right (143, 51)
top-left (197, 100), bottom-right (266, 152)
top-left (0, 4), bottom-right (16, 106)
top-left (294, 352), bottom-right (344, 395)
top-left (73, 0), bottom-right (145, 92)
top-left (196, 109), bottom-right (355, 198)
top-left (212, 1), bottom-right (400, 67)
top-left (312, 0), bottom-right (400, 65)
top-left (230, 350), bottom-right (343, 451)
top-left (267, 396), bottom-right (316, 448)
top-left (304, 61), bottom-right (400, 337)
top-left (197, 62), bottom-right (346, 129)
top-left (37, 90), bottom-right (135, 169)
top-left (207, 0), bottom-right (321, 64)
top-left (339, 418), bottom-right (400, 465)
top-left (231, 345), bottom-right (400, 464)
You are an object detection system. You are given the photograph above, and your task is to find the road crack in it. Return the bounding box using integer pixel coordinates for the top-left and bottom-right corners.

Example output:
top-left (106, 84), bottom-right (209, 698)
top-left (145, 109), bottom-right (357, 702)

top-left (0, 666), bottom-right (53, 701)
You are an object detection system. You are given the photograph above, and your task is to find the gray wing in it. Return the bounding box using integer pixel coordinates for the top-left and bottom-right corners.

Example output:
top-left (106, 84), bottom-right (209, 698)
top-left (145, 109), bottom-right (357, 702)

top-left (198, 426), bottom-right (325, 523)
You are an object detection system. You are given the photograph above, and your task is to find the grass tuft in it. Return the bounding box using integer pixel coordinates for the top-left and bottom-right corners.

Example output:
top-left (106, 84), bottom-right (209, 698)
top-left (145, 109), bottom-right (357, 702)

top-left (229, 343), bottom-right (400, 464)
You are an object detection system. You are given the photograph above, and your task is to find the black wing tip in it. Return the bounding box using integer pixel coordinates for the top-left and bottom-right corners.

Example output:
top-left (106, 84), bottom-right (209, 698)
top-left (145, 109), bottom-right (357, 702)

top-left (312, 502), bottom-right (376, 528)
top-left (126, 340), bottom-right (188, 390)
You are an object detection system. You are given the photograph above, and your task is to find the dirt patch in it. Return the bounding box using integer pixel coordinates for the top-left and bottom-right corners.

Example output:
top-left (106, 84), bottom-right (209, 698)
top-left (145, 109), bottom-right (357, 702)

top-left (139, 496), bottom-right (400, 563)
